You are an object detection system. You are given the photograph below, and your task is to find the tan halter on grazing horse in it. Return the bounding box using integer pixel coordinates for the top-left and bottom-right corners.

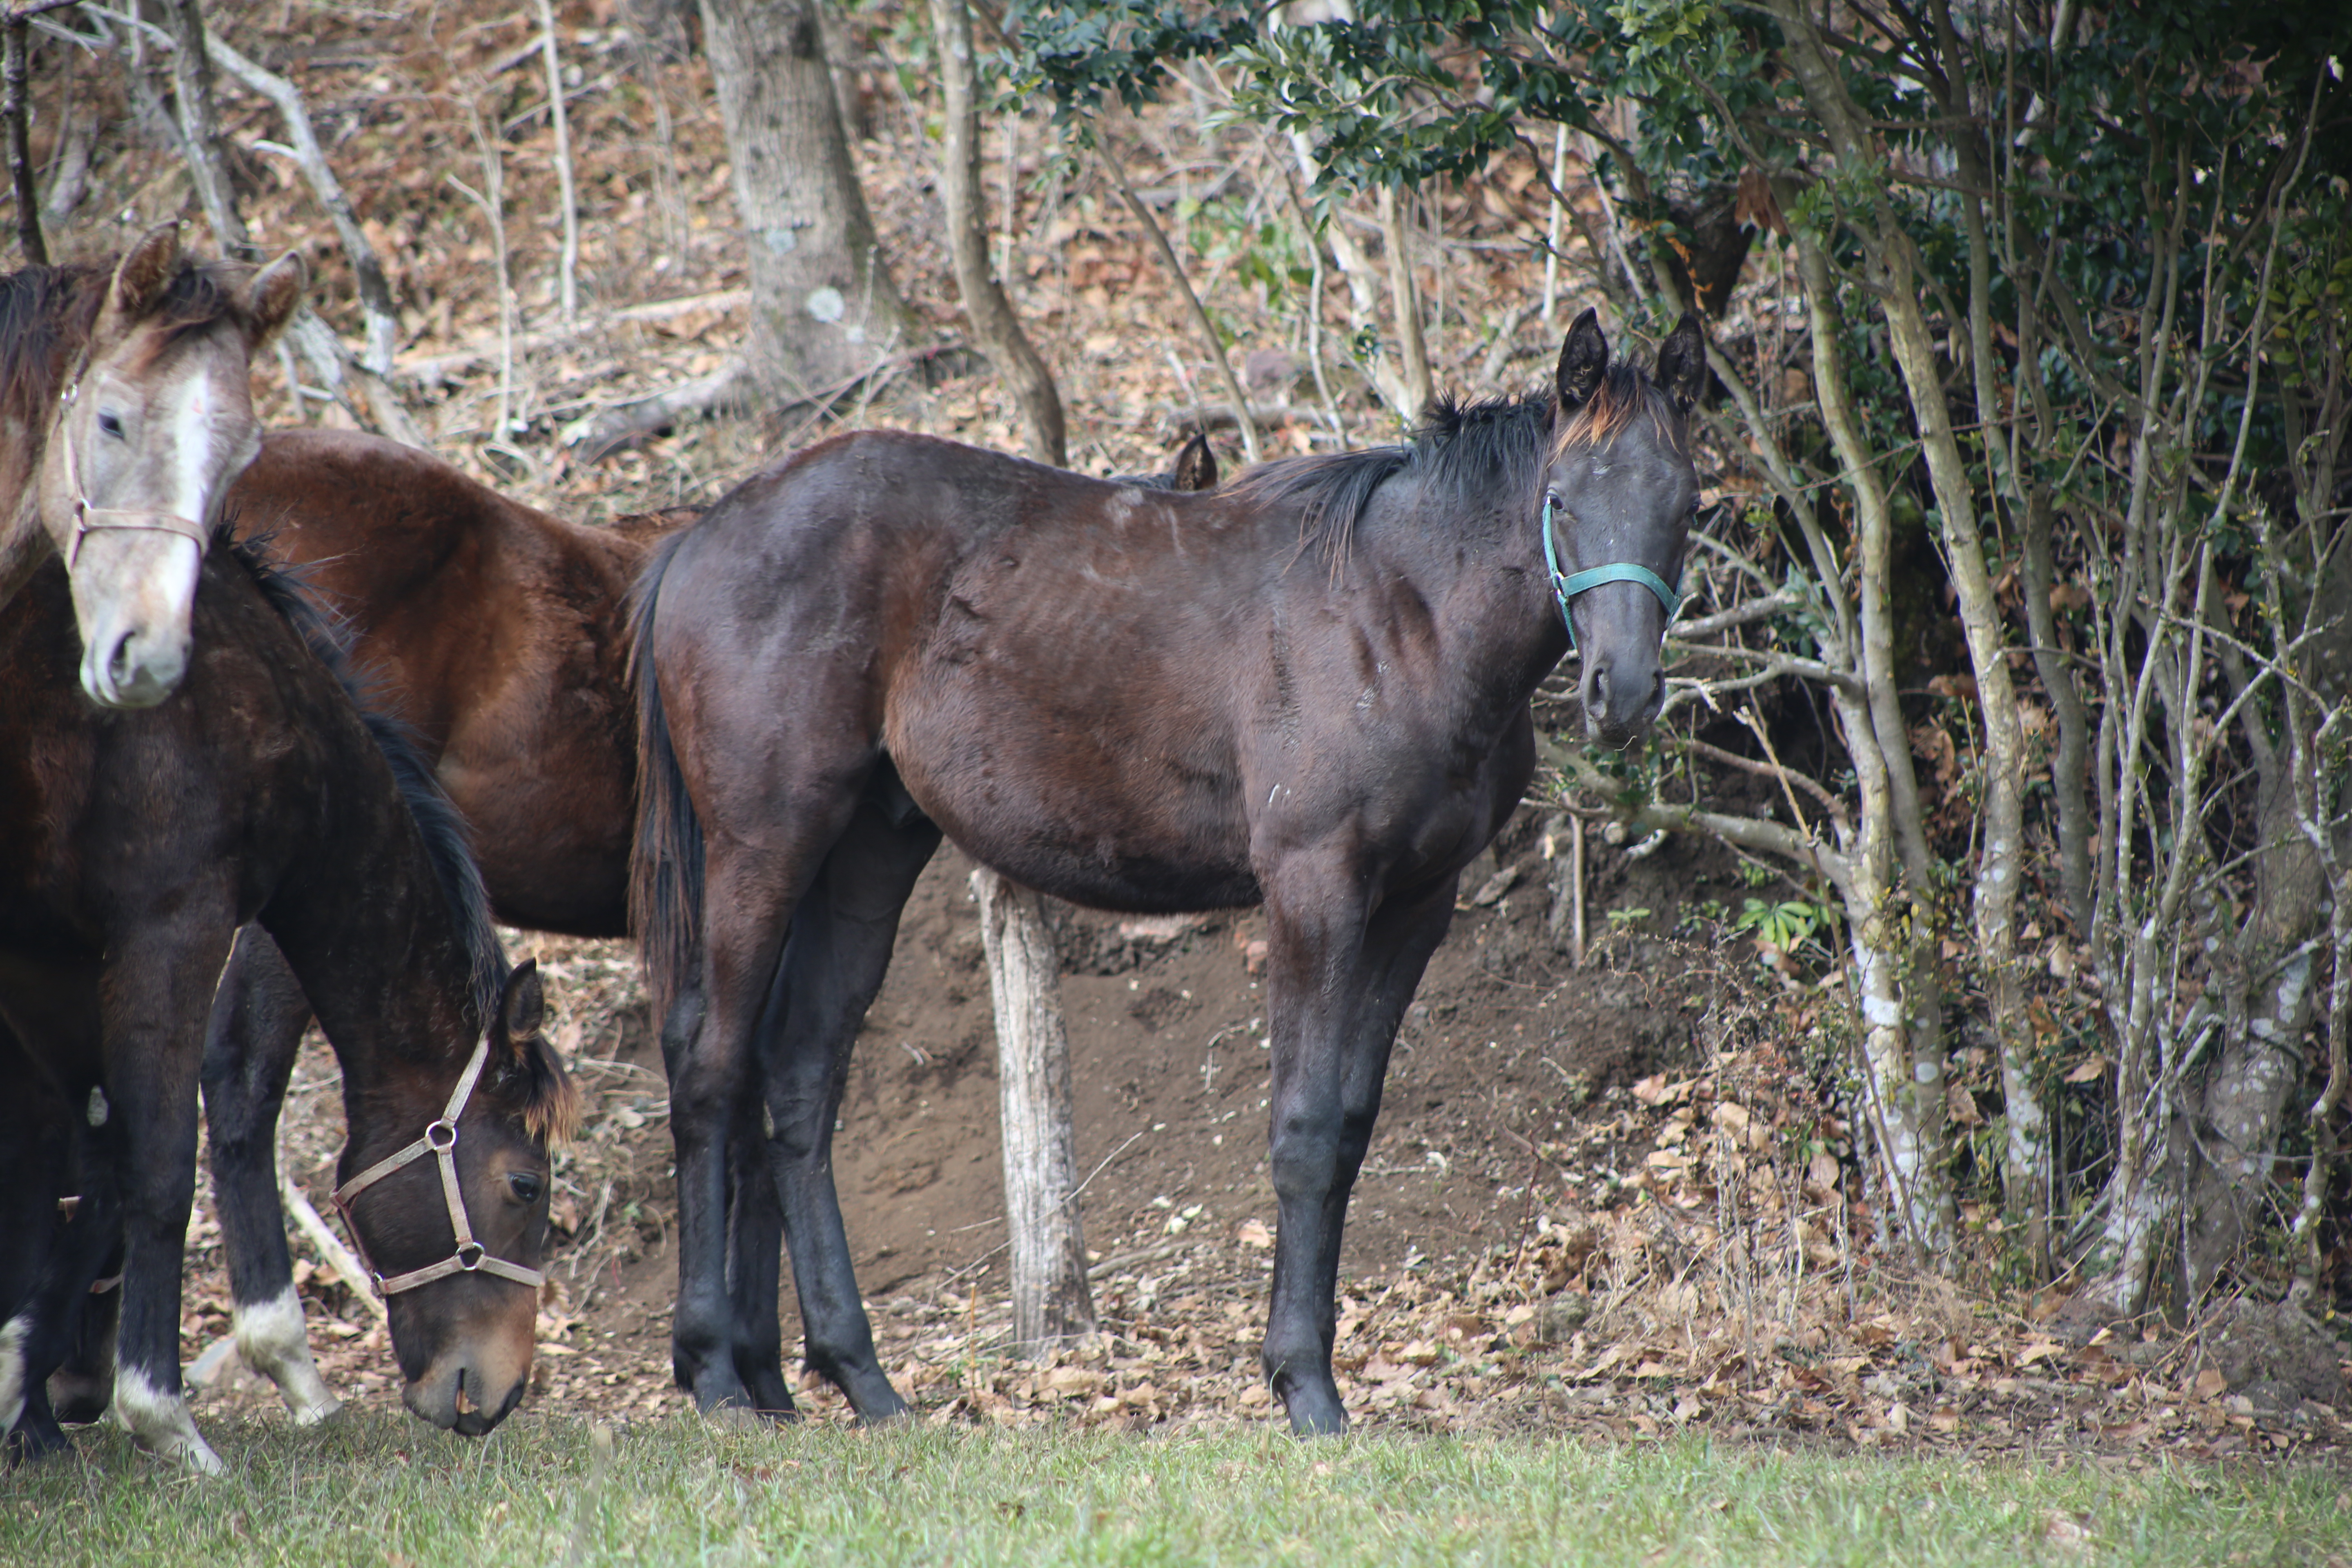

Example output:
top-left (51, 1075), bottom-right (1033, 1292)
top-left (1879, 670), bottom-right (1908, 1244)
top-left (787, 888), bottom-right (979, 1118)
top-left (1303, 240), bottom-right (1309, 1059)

top-left (0, 223), bottom-right (303, 708)
top-left (331, 1033), bottom-right (550, 1296)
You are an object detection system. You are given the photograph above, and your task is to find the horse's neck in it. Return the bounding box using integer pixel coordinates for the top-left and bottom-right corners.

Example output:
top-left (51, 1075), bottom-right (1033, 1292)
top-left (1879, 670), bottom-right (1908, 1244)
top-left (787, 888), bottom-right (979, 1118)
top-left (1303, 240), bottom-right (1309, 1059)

top-left (247, 668), bottom-right (484, 1105)
top-left (1372, 484), bottom-right (1566, 709)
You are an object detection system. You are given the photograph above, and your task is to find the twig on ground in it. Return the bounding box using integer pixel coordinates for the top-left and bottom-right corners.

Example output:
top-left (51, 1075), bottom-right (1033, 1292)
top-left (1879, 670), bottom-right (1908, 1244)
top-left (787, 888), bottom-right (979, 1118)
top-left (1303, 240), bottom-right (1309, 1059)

top-left (1104, 152), bottom-right (1260, 463)
top-left (280, 1174), bottom-right (388, 1323)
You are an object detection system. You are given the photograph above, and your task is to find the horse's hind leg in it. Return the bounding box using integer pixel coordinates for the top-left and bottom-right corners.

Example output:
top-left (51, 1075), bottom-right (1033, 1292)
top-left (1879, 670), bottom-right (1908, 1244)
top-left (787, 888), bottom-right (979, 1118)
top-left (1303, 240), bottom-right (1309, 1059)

top-left (1258, 870), bottom-right (1457, 1435)
top-left (723, 1095), bottom-right (796, 1417)
top-left (669, 820), bottom-right (850, 1417)
top-left (198, 926), bottom-right (341, 1424)
top-left (758, 791), bottom-right (940, 1421)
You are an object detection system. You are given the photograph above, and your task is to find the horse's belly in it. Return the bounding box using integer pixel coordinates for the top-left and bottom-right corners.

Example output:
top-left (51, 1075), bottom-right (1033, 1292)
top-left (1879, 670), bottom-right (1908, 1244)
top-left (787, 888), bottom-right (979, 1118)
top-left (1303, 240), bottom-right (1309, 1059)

top-left (892, 743), bottom-right (1258, 915)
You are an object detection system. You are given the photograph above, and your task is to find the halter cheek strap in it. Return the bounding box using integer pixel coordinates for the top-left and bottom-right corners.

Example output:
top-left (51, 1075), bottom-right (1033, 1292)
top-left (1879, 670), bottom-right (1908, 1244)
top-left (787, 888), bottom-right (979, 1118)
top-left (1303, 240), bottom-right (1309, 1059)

top-left (1541, 493), bottom-right (1682, 652)
top-left (54, 373), bottom-right (211, 569)
top-left (331, 1036), bottom-right (546, 1297)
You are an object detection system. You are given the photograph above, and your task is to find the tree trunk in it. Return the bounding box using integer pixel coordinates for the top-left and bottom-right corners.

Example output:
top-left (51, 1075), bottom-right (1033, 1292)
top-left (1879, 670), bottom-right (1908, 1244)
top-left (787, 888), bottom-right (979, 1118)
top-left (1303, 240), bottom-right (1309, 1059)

top-left (971, 869), bottom-right (1096, 1358)
top-left (697, 0), bottom-right (913, 404)
top-left (1377, 185), bottom-right (1431, 417)
top-left (163, 0), bottom-right (249, 259)
top-left (925, 0), bottom-right (1064, 465)
top-left (1786, 217), bottom-right (1956, 1262)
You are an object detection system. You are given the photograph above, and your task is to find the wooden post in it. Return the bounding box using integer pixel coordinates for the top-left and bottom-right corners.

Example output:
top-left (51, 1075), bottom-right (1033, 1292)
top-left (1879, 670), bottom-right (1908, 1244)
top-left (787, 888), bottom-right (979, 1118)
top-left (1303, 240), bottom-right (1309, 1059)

top-left (971, 867), bottom-right (1096, 1359)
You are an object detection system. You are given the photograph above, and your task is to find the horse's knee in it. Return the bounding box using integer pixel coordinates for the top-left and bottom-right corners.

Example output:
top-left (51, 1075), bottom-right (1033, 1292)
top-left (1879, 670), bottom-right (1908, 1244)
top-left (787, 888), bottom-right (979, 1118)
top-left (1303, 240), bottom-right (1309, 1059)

top-left (1268, 1111), bottom-right (1343, 1197)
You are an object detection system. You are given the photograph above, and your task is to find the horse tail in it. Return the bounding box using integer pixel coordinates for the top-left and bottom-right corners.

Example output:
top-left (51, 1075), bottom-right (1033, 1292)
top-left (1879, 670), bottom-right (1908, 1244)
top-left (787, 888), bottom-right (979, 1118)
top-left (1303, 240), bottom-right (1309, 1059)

top-left (627, 528), bottom-right (703, 1033)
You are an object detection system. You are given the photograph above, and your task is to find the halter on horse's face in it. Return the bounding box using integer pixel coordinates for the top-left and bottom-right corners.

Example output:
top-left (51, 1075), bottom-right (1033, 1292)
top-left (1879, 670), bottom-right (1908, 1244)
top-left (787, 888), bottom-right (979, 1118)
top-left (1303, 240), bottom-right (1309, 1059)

top-left (38, 227), bottom-right (301, 709)
top-left (1537, 310), bottom-right (1707, 749)
top-left (328, 962), bottom-right (565, 1437)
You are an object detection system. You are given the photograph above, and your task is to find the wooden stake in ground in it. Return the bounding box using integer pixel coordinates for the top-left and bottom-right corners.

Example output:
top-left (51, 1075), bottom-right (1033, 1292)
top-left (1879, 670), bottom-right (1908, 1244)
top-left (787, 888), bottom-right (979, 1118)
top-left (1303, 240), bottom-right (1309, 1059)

top-left (971, 868), bottom-right (1096, 1359)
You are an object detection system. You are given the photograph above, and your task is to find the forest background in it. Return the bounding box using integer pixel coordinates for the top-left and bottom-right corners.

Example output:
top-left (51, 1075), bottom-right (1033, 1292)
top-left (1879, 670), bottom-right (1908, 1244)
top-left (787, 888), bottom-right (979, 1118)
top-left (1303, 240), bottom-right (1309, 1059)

top-left (6, 0), bottom-right (2350, 1439)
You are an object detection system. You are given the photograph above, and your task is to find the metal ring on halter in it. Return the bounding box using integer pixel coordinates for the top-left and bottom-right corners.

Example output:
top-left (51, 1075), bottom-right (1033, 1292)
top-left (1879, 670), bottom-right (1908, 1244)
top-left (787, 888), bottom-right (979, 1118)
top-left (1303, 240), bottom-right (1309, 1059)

top-left (329, 1036), bottom-right (547, 1299)
top-left (1539, 492), bottom-right (1682, 653)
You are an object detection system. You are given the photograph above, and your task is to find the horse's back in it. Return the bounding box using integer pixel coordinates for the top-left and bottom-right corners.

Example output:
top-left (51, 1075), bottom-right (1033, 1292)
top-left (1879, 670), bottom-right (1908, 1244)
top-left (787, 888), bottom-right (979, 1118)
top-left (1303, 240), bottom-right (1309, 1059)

top-left (649, 430), bottom-right (1278, 910)
top-left (227, 430), bottom-right (665, 935)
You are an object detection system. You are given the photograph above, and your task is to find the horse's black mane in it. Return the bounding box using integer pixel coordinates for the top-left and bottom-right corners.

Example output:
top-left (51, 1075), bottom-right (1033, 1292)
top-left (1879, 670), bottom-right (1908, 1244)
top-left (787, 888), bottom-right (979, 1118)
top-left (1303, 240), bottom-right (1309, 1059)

top-left (228, 535), bottom-right (504, 1021)
top-left (1224, 363), bottom-right (1675, 557)
top-left (1223, 388), bottom-right (1553, 559)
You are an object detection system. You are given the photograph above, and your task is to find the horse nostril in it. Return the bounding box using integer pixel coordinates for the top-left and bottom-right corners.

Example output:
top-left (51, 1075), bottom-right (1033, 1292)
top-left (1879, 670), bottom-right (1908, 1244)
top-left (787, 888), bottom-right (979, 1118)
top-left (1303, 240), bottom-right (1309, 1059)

top-left (107, 631), bottom-right (137, 687)
top-left (1589, 664), bottom-right (1611, 713)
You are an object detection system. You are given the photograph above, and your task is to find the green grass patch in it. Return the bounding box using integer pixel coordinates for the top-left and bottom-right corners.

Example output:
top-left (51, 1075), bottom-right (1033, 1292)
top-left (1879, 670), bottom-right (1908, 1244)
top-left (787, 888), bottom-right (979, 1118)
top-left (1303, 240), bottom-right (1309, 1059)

top-left (4, 1413), bottom-right (2345, 1566)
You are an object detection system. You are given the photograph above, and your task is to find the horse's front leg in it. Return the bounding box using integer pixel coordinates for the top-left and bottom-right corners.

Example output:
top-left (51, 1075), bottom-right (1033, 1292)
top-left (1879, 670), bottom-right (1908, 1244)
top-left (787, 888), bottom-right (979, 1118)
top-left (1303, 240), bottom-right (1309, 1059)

top-left (100, 917), bottom-right (236, 1474)
top-left (199, 925), bottom-right (341, 1424)
top-left (1259, 868), bottom-right (1458, 1435)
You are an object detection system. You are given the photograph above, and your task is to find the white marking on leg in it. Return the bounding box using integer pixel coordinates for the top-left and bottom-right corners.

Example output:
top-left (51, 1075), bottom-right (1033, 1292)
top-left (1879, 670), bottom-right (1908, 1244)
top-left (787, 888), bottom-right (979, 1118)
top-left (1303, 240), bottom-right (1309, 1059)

top-left (0, 1313), bottom-right (28, 1436)
top-left (109, 1365), bottom-right (225, 1475)
top-left (234, 1287), bottom-right (341, 1425)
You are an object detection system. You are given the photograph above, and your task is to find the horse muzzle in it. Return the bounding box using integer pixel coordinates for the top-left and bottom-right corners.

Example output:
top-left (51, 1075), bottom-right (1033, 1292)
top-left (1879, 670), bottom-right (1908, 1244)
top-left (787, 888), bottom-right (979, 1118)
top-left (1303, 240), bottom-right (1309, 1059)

top-left (402, 1354), bottom-right (529, 1436)
top-left (1580, 647), bottom-right (1666, 751)
top-left (69, 530), bottom-right (202, 710)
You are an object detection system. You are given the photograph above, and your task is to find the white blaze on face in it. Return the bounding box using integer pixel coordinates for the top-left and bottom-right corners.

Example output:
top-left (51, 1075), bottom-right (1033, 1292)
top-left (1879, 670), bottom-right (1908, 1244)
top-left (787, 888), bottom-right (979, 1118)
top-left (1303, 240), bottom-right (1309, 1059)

top-left (233, 1287), bottom-right (342, 1426)
top-left (109, 1364), bottom-right (226, 1475)
top-left (67, 352), bottom-right (236, 710)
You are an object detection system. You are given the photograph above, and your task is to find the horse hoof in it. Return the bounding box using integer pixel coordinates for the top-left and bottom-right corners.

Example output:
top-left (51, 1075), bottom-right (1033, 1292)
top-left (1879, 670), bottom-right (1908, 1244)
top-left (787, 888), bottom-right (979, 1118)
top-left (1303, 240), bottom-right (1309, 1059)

top-left (290, 1395), bottom-right (345, 1427)
top-left (1281, 1389), bottom-right (1350, 1437)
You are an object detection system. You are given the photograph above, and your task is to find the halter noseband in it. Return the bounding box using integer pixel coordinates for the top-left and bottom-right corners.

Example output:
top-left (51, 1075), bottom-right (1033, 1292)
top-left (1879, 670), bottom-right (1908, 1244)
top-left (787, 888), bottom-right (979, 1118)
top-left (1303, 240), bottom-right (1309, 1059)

top-left (1540, 492), bottom-right (1681, 652)
top-left (55, 365), bottom-right (211, 570)
top-left (331, 1036), bottom-right (545, 1298)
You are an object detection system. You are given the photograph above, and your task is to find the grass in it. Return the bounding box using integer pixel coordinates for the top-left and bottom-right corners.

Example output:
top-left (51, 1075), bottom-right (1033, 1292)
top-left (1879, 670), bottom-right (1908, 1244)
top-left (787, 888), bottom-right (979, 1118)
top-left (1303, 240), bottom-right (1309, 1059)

top-left (3, 1412), bottom-right (2346, 1566)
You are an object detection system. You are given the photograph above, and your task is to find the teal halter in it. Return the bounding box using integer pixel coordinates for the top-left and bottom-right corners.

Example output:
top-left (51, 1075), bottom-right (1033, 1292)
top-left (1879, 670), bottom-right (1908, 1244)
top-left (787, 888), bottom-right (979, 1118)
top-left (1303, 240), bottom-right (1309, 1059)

top-left (1541, 493), bottom-right (1681, 652)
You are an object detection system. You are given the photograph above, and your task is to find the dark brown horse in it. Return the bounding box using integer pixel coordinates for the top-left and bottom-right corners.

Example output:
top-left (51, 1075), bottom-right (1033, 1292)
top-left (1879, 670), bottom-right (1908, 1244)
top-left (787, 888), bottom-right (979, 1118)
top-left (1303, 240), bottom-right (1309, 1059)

top-left (169, 426), bottom-right (1221, 1424)
top-left (156, 428), bottom-right (671, 1425)
top-left (0, 225), bottom-right (301, 707)
top-left (0, 544), bottom-right (577, 1470)
top-left (630, 311), bottom-right (1706, 1433)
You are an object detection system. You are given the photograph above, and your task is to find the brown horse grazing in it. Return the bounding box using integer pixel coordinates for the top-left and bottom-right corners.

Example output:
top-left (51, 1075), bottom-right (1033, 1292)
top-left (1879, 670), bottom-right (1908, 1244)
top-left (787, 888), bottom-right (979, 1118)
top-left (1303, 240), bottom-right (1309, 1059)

top-left (0, 544), bottom-right (578, 1471)
top-left (151, 426), bottom-right (1225, 1425)
top-left (630, 310), bottom-right (1706, 1434)
top-left (0, 224), bottom-right (301, 707)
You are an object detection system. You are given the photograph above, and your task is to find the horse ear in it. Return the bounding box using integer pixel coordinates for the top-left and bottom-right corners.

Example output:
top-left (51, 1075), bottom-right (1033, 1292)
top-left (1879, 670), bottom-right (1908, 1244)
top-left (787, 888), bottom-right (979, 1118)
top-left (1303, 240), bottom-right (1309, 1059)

top-left (107, 222), bottom-right (183, 323)
top-left (496, 959), bottom-right (546, 1057)
top-left (243, 251), bottom-right (306, 351)
top-left (1171, 432), bottom-right (1218, 492)
top-left (1555, 308), bottom-right (1608, 412)
top-left (1654, 312), bottom-right (1709, 413)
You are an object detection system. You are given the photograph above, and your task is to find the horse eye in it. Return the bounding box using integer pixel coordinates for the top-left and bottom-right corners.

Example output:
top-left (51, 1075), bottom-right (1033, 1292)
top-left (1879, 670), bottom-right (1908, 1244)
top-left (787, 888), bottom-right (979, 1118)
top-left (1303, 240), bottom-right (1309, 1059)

top-left (508, 1172), bottom-right (544, 1205)
top-left (96, 411), bottom-right (125, 439)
